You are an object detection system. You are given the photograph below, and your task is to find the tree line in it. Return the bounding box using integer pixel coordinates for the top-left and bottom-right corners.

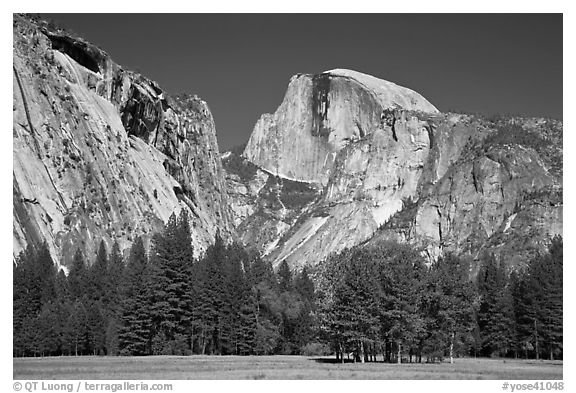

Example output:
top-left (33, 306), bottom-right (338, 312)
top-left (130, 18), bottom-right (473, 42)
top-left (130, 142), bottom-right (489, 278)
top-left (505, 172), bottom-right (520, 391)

top-left (315, 238), bottom-right (562, 363)
top-left (13, 212), bottom-right (562, 362)
top-left (13, 211), bottom-right (315, 357)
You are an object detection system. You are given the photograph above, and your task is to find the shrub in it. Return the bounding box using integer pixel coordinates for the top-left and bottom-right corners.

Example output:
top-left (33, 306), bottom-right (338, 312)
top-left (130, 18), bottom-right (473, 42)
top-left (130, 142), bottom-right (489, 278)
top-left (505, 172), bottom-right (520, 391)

top-left (482, 122), bottom-right (546, 152)
top-left (279, 178), bottom-right (319, 209)
top-left (222, 152), bottom-right (259, 181)
top-left (300, 342), bottom-right (331, 357)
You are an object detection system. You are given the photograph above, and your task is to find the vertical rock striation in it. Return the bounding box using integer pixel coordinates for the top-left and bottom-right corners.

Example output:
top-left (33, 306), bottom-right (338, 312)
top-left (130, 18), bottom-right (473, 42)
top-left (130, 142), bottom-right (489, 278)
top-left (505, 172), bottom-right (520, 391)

top-left (243, 69), bottom-right (438, 186)
top-left (13, 15), bottom-right (233, 267)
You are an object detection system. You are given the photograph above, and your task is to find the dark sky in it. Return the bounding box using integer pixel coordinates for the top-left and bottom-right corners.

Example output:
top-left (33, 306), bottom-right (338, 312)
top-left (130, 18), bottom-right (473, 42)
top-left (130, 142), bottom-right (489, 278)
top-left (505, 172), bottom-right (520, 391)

top-left (43, 14), bottom-right (562, 151)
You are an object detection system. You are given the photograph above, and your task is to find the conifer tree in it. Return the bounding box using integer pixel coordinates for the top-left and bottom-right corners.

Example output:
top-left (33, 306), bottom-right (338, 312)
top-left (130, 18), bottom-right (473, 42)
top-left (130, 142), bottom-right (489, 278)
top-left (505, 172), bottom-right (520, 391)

top-left (293, 268), bottom-right (316, 350)
top-left (515, 236), bottom-right (563, 359)
top-left (329, 248), bottom-right (380, 362)
top-left (13, 243), bottom-right (58, 356)
top-left (13, 250), bottom-right (31, 356)
top-left (106, 241), bottom-right (125, 316)
top-left (202, 231), bottom-right (227, 354)
top-left (422, 253), bottom-right (475, 362)
top-left (295, 267), bottom-right (315, 303)
top-left (220, 242), bottom-right (250, 354)
top-left (90, 240), bottom-right (109, 301)
top-left (68, 248), bottom-right (87, 300)
top-left (149, 213), bottom-right (179, 350)
top-left (477, 253), bottom-right (516, 357)
top-left (375, 243), bottom-right (426, 363)
top-left (104, 241), bottom-right (124, 355)
top-left (36, 302), bottom-right (61, 356)
top-left (118, 237), bottom-right (152, 355)
top-left (278, 260), bottom-right (292, 293)
top-left (67, 299), bottom-right (89, 356)
top-left (86, 300), bottom-right (106, 355)
top-left (148, 211), bottom-right (195, 354)
top-left (541, 236), bottom-right (563, 359)
top-left (34, 242), bottom-right (57, 306)
top-left (244, 254), bottom-right (280, 355)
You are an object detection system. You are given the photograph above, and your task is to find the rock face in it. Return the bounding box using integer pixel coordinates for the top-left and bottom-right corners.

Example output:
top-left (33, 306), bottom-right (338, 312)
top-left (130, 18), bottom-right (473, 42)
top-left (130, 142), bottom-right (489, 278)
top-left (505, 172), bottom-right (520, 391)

top-left (223, 151), bottom-right (321, 257)
top-left (229, 70), bottom-right (562, 271)
top-left (13, 15), bottom-right (233, 267)
top-left (13, 14), bottom-right (562, 274)
top-left (370, 115), bottom-right (562, 271)
top-left (243, 69), bottom-right (438, 185)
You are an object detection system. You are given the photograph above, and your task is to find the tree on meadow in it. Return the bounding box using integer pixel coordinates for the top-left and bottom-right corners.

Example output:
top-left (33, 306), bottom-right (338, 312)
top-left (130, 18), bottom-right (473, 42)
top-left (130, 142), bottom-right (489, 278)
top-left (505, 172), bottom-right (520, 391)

top-left (148, 211), bottom-right (195, 354)
top-left (118, 237), bottom-right (152, 355)
top-left (477, 253), bottom-right (516, 357)
top-left (421, 253), bottom-right (476, 362)
top-left (513, 236), bottom-right (563, 360)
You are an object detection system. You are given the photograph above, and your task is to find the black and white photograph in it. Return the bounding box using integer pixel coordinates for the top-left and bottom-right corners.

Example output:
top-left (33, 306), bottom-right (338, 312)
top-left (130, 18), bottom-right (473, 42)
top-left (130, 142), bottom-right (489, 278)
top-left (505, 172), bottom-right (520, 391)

top-left (9, 5), bottom-right (567, 386)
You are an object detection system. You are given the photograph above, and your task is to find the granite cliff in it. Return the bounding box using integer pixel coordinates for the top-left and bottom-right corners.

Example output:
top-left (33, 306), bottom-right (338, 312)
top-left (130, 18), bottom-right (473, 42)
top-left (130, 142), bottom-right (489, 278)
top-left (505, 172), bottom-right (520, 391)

top-left (243, 69), bottom-right (438, 186)
top-left (227, 70), bottom-right (562, 271)
top-left (13, 15), bottom-right (562, 273)
top-left (13, 15), bottom-right (233, 267)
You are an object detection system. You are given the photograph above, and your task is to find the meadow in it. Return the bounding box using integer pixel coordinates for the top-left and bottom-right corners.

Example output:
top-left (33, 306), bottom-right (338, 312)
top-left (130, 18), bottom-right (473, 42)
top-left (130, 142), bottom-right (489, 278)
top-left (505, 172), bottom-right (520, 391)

top-left (13, 355), bottom-right (563, 380)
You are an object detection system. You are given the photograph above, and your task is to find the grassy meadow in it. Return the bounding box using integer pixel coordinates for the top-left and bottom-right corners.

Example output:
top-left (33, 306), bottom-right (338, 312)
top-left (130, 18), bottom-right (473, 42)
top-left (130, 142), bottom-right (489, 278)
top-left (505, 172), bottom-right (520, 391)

top-left (13, 355), bottom-right (563, 380)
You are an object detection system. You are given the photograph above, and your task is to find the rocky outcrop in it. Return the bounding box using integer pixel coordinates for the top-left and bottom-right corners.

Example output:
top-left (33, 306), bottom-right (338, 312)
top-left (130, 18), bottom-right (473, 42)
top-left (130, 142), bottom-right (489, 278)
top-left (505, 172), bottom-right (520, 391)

top-left (231, 70), bottom-right (562, 271)
top-left (243, 69), bottom-right (438, 185)
top-left (223, 151), bottom-right (321, 257)
top-left (373, 116), bottom-right (563, 269)
top-left (13, 15), bottom-right (233, 267)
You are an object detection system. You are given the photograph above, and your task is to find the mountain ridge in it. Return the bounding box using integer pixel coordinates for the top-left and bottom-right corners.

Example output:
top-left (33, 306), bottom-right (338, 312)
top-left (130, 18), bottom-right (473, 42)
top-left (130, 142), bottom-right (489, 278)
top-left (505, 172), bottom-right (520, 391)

top-left (227, 70), bottom-right (562, 271)
top-left (13, 14), bottom-right (562, 275)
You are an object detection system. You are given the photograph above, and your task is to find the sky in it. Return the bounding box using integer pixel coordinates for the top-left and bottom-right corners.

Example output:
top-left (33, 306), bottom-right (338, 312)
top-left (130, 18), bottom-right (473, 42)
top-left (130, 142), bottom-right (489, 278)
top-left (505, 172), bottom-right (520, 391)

top-left (43, 14), bottom-right (563, 151)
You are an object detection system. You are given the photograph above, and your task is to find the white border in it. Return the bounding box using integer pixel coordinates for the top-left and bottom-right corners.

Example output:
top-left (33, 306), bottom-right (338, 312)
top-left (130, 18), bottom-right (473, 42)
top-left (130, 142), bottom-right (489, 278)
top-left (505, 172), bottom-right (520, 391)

top-left (3, 3), bottom-right (571, 393)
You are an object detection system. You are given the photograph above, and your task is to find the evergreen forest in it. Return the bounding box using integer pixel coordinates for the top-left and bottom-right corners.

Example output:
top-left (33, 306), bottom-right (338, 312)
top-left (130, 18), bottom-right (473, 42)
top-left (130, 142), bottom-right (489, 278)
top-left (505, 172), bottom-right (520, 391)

top-left (13, 211), bottom-right (563, 362)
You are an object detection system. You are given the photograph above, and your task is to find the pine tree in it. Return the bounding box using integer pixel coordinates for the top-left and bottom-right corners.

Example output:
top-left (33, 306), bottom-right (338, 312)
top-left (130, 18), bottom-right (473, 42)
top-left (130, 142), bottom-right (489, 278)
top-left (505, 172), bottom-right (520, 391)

top-left (293, 268), bottom-right (316, 351)
top-left (515, 236), bottom-right (563, 359)
top-left (174, 210), bottom-right (195, 347)
top-left (220, 242), bottom-right (250, 354)
top-left (148, 213), bottom-right (179, 352)
top-left (106, 242), bottom-right (125, 315)
top-left (13, 243), bottom-right (58, 356)
top-left (375, 243), bottom-right (426, 363)
top-left (148, 211), bottom-right (195, 354)
top-left (422, 253), bottom-right (475, 362)
top-left (105, 241), bottom-right (124, 355)
top-left (86, 300), bottom-right (106, 355)
top-left (476, 253), bottom-right (515, 357)
top-left (34, 242), bottom-right (57, 306)
top-left (295, 267), bottom-right (315, 303)
top-left (319, 242), bottom-right (430, 363)
top-left (247, 254), bottom-right (277, 288)
top-left (55, 269), bottom-right (71, 302)
top-left (237, 294), bottom-right (258, 355)
top-left (542, 236), bottom-right (563, 359)
top-left (90, 240), bottom-right (109, 301)
top-left (200, 231), bottom-right (227, 354)
top-left (36, 302), bottom-right (61, 356)
top-left (68, 248), bottom-right (87, 300)
top-left (67, 299), bottom-right (89, 356)
top-left (118, 237), bottom-right (152, 355)
top-left (278, 260), bottom-right (292, 292)
top-left (275, 260), bottom-right (302, 353)
top-left (83, 241), bottom-right (110, 355)
top-left (330, 248), bottom-right (380, 362)
top-left (14, 250), bottom-right (31, 356)
top-left (245, 254), bottom-right (280, 355)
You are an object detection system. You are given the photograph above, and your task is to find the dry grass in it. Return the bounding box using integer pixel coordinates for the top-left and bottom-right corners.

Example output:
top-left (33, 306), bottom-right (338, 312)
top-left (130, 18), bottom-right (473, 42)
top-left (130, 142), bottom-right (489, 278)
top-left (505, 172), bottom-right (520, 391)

top-left (13, 355), bottom-right (563, 380)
